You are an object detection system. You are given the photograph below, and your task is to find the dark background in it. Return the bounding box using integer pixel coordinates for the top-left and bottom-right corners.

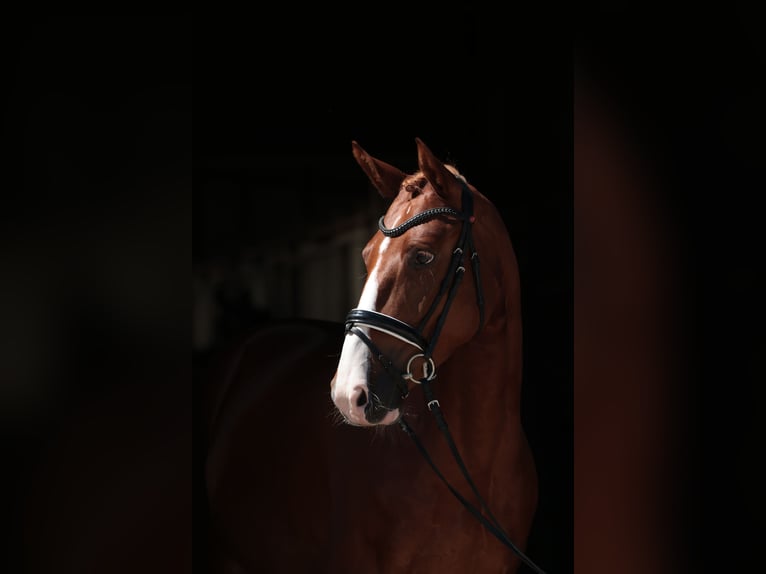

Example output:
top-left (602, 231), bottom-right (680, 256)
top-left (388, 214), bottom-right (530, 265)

top-left (3, 7), bottom-right (192, 574)
top-left (12, 4), bottom-right (764, 574)
top-left (577, 4), bottom-right (766, 573)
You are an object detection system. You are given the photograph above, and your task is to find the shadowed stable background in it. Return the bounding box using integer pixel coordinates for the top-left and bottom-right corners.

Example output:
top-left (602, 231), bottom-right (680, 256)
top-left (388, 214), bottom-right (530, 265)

top-left (6, 4), bottom-right (763, 574)
top-left (2, 8), bottom-right (192, 574)
top-left (576, 5), bottom-right (765, 573)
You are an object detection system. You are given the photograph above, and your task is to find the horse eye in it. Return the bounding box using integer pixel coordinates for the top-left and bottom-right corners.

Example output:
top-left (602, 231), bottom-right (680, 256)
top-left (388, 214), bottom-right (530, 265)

top-left (415, 250), bottom-right (435, 265)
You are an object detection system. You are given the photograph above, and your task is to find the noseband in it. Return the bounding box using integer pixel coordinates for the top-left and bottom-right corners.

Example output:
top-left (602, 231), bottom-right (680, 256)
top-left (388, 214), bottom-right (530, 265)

top-left (344, 184), bottom-right (485, 405)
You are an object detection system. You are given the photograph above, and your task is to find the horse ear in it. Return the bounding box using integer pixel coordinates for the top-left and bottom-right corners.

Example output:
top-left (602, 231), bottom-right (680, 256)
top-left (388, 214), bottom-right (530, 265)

top-left (415, 138), bottom-right (463, 206)
top-left (351, 141), bottom-right (407, 199)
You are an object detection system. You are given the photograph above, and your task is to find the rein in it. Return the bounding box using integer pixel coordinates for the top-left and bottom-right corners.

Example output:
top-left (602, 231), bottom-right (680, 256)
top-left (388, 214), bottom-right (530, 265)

top-left (399, 385), bottom-right (547, 574)
top-left (344, 185), bottom-right (547, 574)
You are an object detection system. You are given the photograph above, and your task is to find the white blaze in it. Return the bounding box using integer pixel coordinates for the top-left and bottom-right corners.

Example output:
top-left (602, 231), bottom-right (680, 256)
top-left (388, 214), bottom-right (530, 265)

top-left (332, 238), bottom-right (392, 424)
top-left (357, 237), bottom-right (388, 310)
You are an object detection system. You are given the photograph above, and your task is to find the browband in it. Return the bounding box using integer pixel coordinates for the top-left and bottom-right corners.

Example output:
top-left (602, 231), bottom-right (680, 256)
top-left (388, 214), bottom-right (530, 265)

top-left (378, 206), bottom-right (464, 238)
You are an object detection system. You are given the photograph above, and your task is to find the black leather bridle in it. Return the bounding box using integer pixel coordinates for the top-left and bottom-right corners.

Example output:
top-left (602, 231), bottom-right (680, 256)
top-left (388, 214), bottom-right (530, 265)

top-left (344, 183), bottom-right (485, 407)
top-left (342, 182), bottom-right (548, 574)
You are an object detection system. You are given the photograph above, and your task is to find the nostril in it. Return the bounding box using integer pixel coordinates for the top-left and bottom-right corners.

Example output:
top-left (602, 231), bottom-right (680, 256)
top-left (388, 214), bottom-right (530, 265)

top-left (356, 388), bottom-right (367, 407)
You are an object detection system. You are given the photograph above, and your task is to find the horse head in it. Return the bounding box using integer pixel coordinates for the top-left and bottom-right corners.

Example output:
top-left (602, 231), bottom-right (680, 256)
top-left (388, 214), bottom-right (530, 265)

top-left (331, 138), bottom-right (504, 426)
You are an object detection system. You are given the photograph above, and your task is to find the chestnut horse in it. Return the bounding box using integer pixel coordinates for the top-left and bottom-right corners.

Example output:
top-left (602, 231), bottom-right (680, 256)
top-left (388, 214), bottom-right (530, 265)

top-left (202, 139), bottom-right (545, 573)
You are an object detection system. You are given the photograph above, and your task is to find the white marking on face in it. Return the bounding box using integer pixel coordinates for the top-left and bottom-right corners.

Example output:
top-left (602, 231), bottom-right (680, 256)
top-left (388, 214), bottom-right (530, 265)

top-left (356, 237), bottom-right (388, 310)
top-left (333, 238), bottom-right (400, 425)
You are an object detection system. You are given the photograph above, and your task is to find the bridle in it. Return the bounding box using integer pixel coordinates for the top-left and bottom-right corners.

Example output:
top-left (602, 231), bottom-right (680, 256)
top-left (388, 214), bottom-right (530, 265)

top-left (344, 183), bottom-right (484, 405)
top-left (343, 183), bottom-right (547, 574)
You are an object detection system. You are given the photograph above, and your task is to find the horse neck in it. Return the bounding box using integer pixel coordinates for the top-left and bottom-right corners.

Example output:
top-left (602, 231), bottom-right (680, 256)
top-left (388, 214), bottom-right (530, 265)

top-left (423, 321), bottom-right (518, 445)
top-left (440, 311), bottom-right (522, 415)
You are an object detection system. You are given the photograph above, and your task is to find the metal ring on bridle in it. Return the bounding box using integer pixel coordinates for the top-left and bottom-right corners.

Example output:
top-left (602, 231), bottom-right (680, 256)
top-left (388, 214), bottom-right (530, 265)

top-left (403, 353), bottom-right (437, 382)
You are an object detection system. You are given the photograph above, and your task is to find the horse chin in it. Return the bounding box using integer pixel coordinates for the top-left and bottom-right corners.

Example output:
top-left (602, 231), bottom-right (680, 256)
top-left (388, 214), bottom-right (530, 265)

top-left (369, 408), bottom-right (401, 427)
top-left (340, 407), bottom-right (400, 428)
